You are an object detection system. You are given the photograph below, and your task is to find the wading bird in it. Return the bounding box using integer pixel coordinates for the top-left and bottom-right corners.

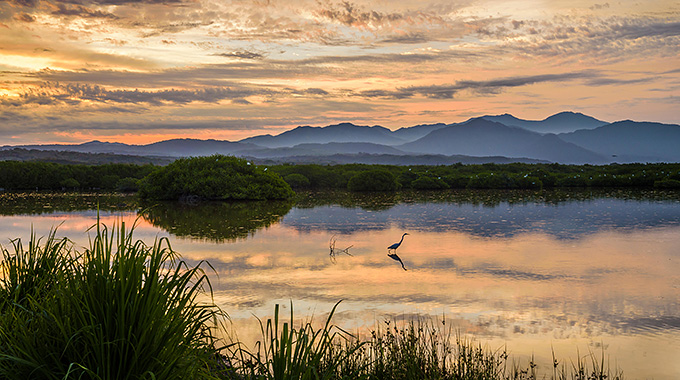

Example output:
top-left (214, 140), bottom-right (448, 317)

top-left (388, 233), bottom-right (409, 253)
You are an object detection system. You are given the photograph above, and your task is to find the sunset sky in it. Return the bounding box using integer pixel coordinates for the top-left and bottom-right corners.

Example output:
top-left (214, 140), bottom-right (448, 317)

top-left (1, 0), bottom-right (678, 144)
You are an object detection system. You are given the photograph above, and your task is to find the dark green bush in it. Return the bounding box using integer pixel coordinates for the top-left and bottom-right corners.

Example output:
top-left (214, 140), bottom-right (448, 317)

top-left (283, 173), bottom-right (311, 188)
top-left (138, 155), bottom-right (294, 201)
top-left (654, 179), bottom-right (680, 189)
top-left (412, 176), bottom-right (449, 190)
top-left (115, 177), bottom-right (140, 192)
top-left (59, 178), bottom-right (80, 190)
top-left (347, 169), bottom-right (398, 192)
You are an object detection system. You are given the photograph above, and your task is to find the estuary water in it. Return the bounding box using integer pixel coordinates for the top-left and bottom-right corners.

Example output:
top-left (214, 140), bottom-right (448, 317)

top-left (1, 189), bottom-right (679, 379)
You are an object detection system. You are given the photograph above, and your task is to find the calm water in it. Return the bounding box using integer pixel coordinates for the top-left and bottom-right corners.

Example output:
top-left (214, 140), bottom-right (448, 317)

top-left (1, 190), bottom-right (679, 379)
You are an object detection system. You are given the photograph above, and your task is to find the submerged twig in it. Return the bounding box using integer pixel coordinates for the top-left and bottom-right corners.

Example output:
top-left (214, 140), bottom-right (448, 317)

top-left (329, 235), bottom-right (353, 263)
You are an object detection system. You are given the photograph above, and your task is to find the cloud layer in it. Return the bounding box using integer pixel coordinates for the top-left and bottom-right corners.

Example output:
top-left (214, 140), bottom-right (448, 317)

top-left (0, 0), bottom-right (678, 143)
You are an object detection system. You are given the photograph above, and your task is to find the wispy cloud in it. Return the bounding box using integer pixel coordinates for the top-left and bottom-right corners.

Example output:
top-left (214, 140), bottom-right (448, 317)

top-left (356, 72), bottom-right (598, 99)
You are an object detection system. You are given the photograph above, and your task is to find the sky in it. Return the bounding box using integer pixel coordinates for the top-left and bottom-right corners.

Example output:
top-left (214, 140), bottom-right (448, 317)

top-left (0, 0), bottom-right (678, 145)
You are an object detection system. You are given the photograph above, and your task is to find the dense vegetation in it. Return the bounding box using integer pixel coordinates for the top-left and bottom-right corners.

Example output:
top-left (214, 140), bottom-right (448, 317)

top-left (0, 148), bottom-right (173, 166)
top-left (1, 225), bottom-right (623, 380)
top-left (0, 160), bottom-right (154, 192)
top-left (1, 157), bottom-right (679, 194)
top-left (271, 162), bottom-right (680, 191)
top-left (138, 155), bottom-right (294, 201)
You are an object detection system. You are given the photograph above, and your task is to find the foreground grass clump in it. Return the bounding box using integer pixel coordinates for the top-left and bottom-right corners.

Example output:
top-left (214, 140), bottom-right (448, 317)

top-left (0, 223), bottom-right (226, 380)
top-left (226, 302), bottom-right (366, 380)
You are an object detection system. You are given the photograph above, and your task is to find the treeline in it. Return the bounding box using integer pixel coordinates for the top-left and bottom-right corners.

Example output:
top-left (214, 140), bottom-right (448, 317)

top-left (270, 162), bottom-right (680, 191)
top-left (0, 148), bottom-right (173, 166)
top-left (0, 161), bottom-right (155, 192)
top-left (1, 159), bottom-right (680, 193)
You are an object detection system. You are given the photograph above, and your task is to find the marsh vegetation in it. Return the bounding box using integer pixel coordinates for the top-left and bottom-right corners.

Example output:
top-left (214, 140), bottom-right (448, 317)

top-left (0, 224), bottom-right (624, 379)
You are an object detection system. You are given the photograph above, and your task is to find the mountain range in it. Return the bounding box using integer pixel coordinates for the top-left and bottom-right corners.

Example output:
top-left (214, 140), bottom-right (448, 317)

top-left (3, 112), bottom-right (679, 165)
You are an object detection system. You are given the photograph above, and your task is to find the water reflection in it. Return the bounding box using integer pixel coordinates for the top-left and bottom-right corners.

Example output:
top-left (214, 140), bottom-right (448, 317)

top-left (387, 253), bottom-right (407, 271)
top-left (3, 189), bottom-right (679, 242)
top-left (139, 200), bottom-right (294, 242)
top-left (1, 189), bottom-right (679, 378)
top-left (284, 189), bottom-right (680, 239)
top-left (0, 192), bottom-right (138, 215)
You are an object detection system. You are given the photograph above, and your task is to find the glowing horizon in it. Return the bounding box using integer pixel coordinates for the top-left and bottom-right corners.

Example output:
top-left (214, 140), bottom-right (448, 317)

top-left (1, 0), bottom-right (678, 145)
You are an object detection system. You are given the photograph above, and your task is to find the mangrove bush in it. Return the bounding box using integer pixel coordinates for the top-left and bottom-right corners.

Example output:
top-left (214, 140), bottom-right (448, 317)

top-left (138, 155), bottom-right (294, 201)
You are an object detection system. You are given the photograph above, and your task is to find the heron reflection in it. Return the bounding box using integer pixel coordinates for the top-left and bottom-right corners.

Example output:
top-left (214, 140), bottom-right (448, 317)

top-left (388, 252), bottom-right (407, 271)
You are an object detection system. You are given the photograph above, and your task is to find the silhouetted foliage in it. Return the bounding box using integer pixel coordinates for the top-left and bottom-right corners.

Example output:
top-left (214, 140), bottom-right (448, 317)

top-left (2, 158), bottom-right (680, 194)
top-left (347, 169), bottom-right (398, 192)
top-left (0, 161), bottom-right (155, 191)
top-left (412, 176), bottom-right (448, 190)
top-left (283, 173), bottom-right (311, 189)
top-left (137, 155), bottom-right (294, 201)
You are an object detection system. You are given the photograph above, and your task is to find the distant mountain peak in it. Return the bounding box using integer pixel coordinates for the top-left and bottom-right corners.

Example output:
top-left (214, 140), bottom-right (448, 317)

top-left (542, 111), bottom-right (604, 123)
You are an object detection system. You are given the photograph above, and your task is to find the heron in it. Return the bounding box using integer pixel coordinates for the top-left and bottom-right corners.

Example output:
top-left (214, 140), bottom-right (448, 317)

top-left (388, 233), bottom-right (409, 253)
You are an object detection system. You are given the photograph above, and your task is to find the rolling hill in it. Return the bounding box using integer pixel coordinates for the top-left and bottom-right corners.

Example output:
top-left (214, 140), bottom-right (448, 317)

top-left (559, 120), bottom-right (680, 162)
top-left (241, 123), bottom-right (405, 148)
top-left (2, 112), bottom-right (678, 165)
top-left (398, 118), bottom-right (607, 164)
top-left (482, 111), bottom-right (607, 134)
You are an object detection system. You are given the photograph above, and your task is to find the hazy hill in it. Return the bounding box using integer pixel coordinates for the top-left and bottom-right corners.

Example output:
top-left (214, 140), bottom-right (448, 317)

top-left (3, 112), bottom-right (677, 165)
top-left (521, 133), bottom-right (608, 164)
top-left (8, 139), bottom-right (257, 158)
top-left (143, 139), bottom-right (256, 157)
top-left (399, 118), bottom-right (606, 164)
top-left (240, 123), bottom-right (405, 147)
top-left (255, 142), bottom-right (406, 156)
top-left (559, 120), bottom-right (680, 162)
top-left (482, 111), bottom-right (606, 134)
top-left (248, 153), bottom-right (546, 166)
top-left (0, 148), bottom-right (173, 165)
top-left (391, 123), bottom-right (449, 141)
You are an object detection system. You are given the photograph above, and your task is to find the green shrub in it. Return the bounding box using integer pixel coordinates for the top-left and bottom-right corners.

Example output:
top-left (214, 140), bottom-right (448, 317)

top-left (347, 169), bottom-right (398, 192)
top-left (115, 177), bottom-right (140, 192)
top-left (654, 179), bottom-right (680, 189)
top-left (411, 176), bottom-right (449, 190)
top-left (138, 155), bottom-right (294, 201)
top-left (284, 173), bottom-right (311, 188)
top-left (59, 177), bottom-right (80, 190)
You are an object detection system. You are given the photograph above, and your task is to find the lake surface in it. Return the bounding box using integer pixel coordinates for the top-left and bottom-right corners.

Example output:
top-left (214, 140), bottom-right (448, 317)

top-left (1, 190), bottom-right (679, 379)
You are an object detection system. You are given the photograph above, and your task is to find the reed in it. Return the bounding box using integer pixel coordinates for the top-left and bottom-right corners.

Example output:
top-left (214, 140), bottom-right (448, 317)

top-left (0, 221), bottom-right (226, 380)
top-left (225, 301), bottom-right (367, 379)
top-left (226, 311), bottom-right (623, 380)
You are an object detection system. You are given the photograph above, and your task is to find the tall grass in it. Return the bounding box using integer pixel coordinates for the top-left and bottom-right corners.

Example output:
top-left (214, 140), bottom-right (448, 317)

top-left (226, 302), bottom-right (367, 379)
top-left (226, 311), bottom-right (623, 380)
top-left (0, 222), bottom-right (226, 380)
